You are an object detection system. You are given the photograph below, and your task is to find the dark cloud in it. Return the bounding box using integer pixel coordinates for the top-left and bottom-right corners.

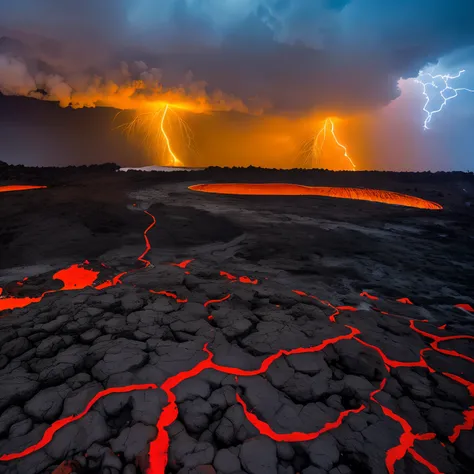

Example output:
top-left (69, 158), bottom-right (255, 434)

top-left (0, 0), bottom-right (473, 115)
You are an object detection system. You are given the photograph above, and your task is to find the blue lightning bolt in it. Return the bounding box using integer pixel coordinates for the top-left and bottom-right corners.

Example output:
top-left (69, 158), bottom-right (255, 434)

top-left (414, 69), bottom-right (474, 130)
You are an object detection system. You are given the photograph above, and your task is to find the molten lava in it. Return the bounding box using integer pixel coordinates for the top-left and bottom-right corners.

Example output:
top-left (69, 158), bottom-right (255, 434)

top-left (189, 184), bottom-right (443, 210)
top-left (0, 264), bottom-right (100, 312)
top-left (170, 259), bottom-right (194, 269)
top-left (397, 297), bottom-right (413, 305)
top-left (0, 185), bottom-right (47, 193)
top-left (360, 291), bottom-right (379, 300)
top-left (370, 379), bottom-right (441, 474)
top-left (0, 210), bottom-right (156, 312)
top-left (150, 290), bottom-right (188, 304)
top-left (0, 385), bottom-right (157, 461)
top-left (237, 393), bottom-right (365, 442)
top-left (220, 271), bottom-right (258, 285)
top-left (203, 293), bottom-right (231, 307)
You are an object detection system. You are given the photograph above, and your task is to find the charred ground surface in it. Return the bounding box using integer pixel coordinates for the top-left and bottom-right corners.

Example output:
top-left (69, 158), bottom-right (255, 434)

top-left (0, 165), bottom-right (473, 474)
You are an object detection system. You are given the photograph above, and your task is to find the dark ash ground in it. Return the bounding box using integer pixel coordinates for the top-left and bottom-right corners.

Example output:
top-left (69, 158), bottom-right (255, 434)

top-left (0, 165), bottom-right (473, 474)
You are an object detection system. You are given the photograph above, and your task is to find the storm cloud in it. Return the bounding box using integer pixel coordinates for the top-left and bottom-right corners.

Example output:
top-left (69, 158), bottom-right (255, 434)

top-left (0, 0), bottom-right (473, 116)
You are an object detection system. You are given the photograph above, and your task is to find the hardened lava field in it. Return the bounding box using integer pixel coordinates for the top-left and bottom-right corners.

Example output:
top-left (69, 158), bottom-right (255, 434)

top-left (0, 166), bottom-right (473, 474)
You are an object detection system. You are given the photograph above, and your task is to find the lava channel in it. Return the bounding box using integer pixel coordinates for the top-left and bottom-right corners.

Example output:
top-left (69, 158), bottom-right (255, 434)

top-left (0, 185), bottom-right (47, 193)
top-left (149, 290), bottom-right (188, 304)
top-left (189, 183), bottom-right (443, 210)
top-left (0, 210), bottom-right (156, 312)
top-left (220, 271), bottom-right (258, 285)
top-left (370, 379), bottom-right (442, 474)
top-left (0, 384), bottom-right (157, 461)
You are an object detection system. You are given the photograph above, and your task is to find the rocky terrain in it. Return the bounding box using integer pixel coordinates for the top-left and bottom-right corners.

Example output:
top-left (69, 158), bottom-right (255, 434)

top-left (0, 166), bottom-right (473, 474)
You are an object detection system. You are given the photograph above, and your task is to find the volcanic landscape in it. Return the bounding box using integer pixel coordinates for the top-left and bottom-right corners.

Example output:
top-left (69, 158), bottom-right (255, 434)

top-left (0, 163), bottom-right (473, 474)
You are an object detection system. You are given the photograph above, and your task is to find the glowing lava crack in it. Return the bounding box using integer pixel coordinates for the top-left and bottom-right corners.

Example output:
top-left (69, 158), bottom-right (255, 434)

top-left (189, 183), bottom-right (443, 210)
top-left (0, 210), bottom-right (156, 312)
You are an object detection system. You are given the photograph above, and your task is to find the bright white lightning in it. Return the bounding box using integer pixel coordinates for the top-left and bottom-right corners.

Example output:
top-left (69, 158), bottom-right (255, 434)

top-left (415, 69), bottom-right (474, 130)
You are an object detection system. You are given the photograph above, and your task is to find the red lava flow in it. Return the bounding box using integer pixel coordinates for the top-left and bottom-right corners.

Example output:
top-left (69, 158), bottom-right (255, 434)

top-left (454, 303), bottom-right (474, 313)
top-left (292, 289), bottom-right (357, 323)
top-left (360, 291), bottom-right (379, 300)
top-left (0, 264), bottom-right (100, 312)
top-left (147, 328), bottom-right (361, 474)
top-left (0, 210), bottom-right (156, 312)
top-left (220, 271), bottom-right (258, 285)
top-left (203, 293), bottom-right (231, 307)
top-left (188, 183), bottom-right (443, 210)
top-left (397, 297), bottom-right (413, 305)
top-left (409, 320), bottom-right (474, 365)
top-left (0, 385), bottom-right (157, 461)
top-left (149, 290), bottom-right (188, 304)
top-left (0, 185), bottom-right (47, 193)
top-left (170, 259), bottom-right (194, 269)
top-left (292, 288), bottom-right (474, 472)
top-left (237, 393), bottom-right (366, 442)
top-left (370, 379), bottom-right (441, 474)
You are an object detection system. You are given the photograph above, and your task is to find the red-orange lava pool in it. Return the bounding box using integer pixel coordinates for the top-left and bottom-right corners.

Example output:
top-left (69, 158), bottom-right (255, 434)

top-left (189, 183), bottom-right (443, 210)
top-left (0, 185), bottom-right (47, 193)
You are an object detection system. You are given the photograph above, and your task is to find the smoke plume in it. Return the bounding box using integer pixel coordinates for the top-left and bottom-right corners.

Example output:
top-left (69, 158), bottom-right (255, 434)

top-left (0, 0), bottom-right (473, 116)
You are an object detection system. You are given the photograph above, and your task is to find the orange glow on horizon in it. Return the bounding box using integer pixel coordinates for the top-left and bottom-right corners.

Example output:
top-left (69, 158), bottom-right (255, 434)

top-left (189, 183), bottom-right (443, 210)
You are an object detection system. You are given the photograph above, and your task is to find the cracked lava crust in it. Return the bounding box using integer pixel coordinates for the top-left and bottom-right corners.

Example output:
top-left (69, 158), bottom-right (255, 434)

top-left (0, 173), bottom-right (473, 474)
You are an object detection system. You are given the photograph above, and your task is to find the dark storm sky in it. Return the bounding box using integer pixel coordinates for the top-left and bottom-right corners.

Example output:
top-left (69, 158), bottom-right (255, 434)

top-left (0, 1), bottom-right (474, 169)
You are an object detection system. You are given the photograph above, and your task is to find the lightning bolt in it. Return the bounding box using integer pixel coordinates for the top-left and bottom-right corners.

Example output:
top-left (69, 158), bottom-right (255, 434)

top-left (414, 69), bottom-right (474, 130)
top-left (160, 104), bottom-right (181, 167)
top-left (118, 103), bottom-right (193, 167)
top-left (301, 118), bottom-right (356, 170)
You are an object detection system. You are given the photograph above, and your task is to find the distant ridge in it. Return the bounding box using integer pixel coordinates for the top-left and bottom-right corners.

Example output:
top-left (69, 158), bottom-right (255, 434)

top-left (119, 165), bottom-right (204, 172)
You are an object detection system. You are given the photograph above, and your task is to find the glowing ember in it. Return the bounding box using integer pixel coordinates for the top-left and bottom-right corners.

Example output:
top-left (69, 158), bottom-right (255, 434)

top-left (203, 293), bottom-right (231, 307)
top-left (360, 291), bottom-right (379, 300)
top-left (170, 259), bottom-right (194, 269)
top-left (51, 460), bottom-right (80, 474)
top-left (220, 271), bottom-right (258, 285)
top-left (150, 290), bottom-right (188, 304)
top-left (397, 297), bottom-right (413, 305)
top-left (189, 184), bottom-right (443, 210)
top-left (0, 185), bottom-right (47, 193)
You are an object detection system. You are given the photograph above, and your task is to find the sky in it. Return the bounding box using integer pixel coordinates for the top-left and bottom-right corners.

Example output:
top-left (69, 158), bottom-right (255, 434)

top-left (0, 0), bottom-right (473, 170)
